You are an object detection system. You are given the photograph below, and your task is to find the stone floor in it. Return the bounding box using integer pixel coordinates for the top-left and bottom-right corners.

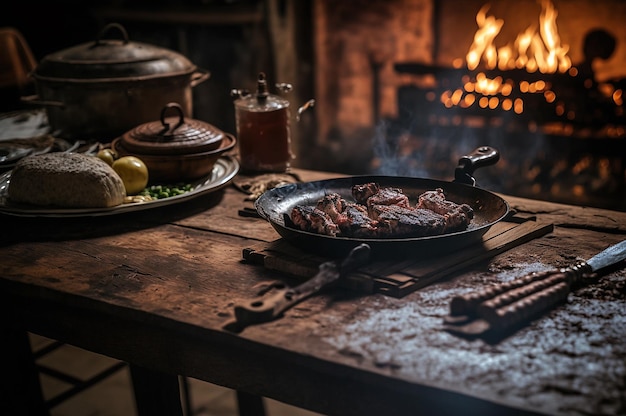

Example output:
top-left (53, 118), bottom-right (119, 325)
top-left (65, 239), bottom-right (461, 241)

top-left (30, 334), bottom-right (321, 416)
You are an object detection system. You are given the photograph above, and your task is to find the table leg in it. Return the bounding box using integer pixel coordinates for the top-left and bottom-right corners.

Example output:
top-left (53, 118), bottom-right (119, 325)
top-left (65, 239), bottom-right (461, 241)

top-left (1, 328), bottom-right (48, 416)
top-left (236, 390), bottom-right (266, 416)
top-left (129, 364), bottom-right (183, 416)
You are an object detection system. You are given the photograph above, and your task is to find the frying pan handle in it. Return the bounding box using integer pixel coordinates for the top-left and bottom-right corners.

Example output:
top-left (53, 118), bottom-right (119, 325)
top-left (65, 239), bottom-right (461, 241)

top-left (454, 146), bottom-right (500, 186)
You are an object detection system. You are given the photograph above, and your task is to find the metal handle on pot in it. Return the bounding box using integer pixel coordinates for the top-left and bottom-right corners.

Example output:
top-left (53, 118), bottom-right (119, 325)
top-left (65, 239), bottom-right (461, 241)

top-left (454, 146), bottom-right (500, 186)
top-left (20, 94), bottom-right (64, 108)
top-left (190, 67), bottom-right (210, 87)
top-left (94, 23), bottom-right (129, 46)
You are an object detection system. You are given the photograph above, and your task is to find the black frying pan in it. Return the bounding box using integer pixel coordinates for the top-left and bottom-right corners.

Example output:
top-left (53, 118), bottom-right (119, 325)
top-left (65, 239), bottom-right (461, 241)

top-left (255, 147), bottom-right (510, 259)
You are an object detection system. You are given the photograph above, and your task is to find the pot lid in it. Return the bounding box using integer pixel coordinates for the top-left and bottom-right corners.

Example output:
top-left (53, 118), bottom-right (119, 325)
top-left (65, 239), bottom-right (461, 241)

top-left (34, 23), bottom-right (196, 81)
top-left (233, 72), bottom-right (290, 112)
top-left (118, 103), bottom-right (225, 155)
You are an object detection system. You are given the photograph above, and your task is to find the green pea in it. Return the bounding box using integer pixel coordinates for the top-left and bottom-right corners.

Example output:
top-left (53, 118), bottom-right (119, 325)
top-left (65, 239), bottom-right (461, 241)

top-left (139, 182), bottom-right (193, 199)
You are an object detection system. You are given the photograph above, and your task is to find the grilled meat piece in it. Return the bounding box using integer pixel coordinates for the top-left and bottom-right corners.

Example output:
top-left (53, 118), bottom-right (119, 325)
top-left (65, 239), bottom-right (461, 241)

top-left (365, 187), bottom-right (410, 211)
top-left (417, 188), bottom-right (474, 232)
top-left (352, 182), bottom-right (379, 204)
top-left (371, 204), bottom-right (446, 237)
top-left (315, 192), bottom-right (347, 222)
top-left (291, 205), bottom-right (339, 236)
top-left (337, 203), bottom-right (379, 237)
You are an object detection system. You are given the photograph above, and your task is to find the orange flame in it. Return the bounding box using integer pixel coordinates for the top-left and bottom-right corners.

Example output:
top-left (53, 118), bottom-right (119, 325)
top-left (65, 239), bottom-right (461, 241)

top-left (466, 0), bottom-right (571, 74)
top-left (466, 4), bottom-right (503, 71)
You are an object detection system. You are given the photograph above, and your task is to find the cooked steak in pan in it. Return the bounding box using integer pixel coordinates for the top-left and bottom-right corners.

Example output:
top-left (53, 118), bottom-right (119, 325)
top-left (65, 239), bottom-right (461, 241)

top-left (290, 183), bottom-right (473, 238)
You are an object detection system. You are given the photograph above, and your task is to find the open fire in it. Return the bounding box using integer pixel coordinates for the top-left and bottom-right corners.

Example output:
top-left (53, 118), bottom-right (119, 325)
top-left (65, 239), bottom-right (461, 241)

top-left (309, 0), bottom-right (625, 211)
top-left (464, 0), bottom-right (571, 74)
top-left (385, 1), bottom-right (625, 211)
top-left (442, 0), bottom-right (570, 116)
top-left (439, 0), bottom-right (624, 127)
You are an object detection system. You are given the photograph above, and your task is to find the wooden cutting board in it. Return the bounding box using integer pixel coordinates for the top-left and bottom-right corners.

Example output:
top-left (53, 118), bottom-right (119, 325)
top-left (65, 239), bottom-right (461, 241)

top-left (243, 214), bottom-right (553, 298)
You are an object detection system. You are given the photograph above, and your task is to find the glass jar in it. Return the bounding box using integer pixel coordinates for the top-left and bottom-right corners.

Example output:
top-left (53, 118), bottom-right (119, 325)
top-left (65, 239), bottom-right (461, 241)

top-left (233, 73), bottom-right (292, 173)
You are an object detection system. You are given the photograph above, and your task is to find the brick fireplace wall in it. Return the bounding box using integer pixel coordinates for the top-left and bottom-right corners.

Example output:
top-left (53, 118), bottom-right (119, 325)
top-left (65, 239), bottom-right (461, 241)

top-left (312, 0), bottom-right (433, 150)
top-left (307, 0), bottom-right (626, 210)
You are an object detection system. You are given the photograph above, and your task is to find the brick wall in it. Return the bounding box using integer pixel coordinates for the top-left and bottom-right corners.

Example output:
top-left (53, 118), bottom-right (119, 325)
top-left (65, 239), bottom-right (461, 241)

top-left (313, 0), bottom-right (433, 146)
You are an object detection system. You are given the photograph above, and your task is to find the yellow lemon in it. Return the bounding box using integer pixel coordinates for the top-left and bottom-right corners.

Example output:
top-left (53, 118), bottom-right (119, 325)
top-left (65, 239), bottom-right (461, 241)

top-left (112, 156), bottom-right (149, 195)
top-left (96, 148), bottom-right (117, 166)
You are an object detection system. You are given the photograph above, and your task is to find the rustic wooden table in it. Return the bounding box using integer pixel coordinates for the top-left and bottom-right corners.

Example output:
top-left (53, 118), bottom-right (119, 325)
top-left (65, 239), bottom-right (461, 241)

top-left (1, 166), bottom-right (625, 416)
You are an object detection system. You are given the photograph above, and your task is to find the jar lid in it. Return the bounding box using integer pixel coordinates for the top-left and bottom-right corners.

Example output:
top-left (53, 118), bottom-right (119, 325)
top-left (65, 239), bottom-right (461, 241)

top-left (34, 23), bottom-right (196, 81)
top-left (118, 103), bottom-right (225, 155)
top-left (233, 72), bottom-right (289, 112)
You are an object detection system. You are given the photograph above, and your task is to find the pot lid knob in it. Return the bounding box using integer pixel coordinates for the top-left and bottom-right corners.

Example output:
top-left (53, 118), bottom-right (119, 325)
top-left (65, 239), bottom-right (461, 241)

top-left (160, 102), bottom-right (185, 134)
top-left (94, 23), bottom-right (129, 46)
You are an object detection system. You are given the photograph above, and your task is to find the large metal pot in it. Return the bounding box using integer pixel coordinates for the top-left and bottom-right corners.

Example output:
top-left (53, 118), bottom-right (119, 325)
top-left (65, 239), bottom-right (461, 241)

top-left (255, 147), bottom-right (510, 259)
top-left (23, 23), bottom-right (210, 141)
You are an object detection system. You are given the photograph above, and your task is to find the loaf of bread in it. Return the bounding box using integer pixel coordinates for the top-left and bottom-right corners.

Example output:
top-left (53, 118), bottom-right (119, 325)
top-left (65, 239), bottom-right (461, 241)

top-left (8, 153), bottom-right (126, 208)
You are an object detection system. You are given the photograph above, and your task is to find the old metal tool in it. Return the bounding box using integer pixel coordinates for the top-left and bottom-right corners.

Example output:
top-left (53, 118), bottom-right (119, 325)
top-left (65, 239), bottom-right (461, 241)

top-left (223, 243), bottom-right (371, 332)
top-left (444, 239), bottom-right (626, 337)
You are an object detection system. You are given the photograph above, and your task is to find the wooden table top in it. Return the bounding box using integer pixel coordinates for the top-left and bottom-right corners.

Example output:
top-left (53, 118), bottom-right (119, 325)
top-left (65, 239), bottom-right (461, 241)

top-left (1, 166), bottom-right (625, 416)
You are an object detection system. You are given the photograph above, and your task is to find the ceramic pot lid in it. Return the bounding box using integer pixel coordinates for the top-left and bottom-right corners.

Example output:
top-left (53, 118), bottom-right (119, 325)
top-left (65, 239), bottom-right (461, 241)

top-left (118, 103), bottom-right (225, 155)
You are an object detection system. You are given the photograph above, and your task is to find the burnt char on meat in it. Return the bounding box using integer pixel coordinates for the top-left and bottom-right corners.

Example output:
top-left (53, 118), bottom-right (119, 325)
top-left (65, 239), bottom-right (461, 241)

top-left (291, 205), bottom-right (339, 236)
top-left (290, 182), bottom-right (473, 238)
top-left (339, 203), bottom-right (379, 237)
top-left (315, 192), bottom-right (347, 222)
top-left (371, 205), bottom-right (446, 237)
top-left (417, 188), bottom-right (474, 232)
top-left (352, 182), bottom-right (379, 204)
top-left (315, 193), bottom-right (378, 236)
top-left (365, 187), bottom-right (410, 211)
